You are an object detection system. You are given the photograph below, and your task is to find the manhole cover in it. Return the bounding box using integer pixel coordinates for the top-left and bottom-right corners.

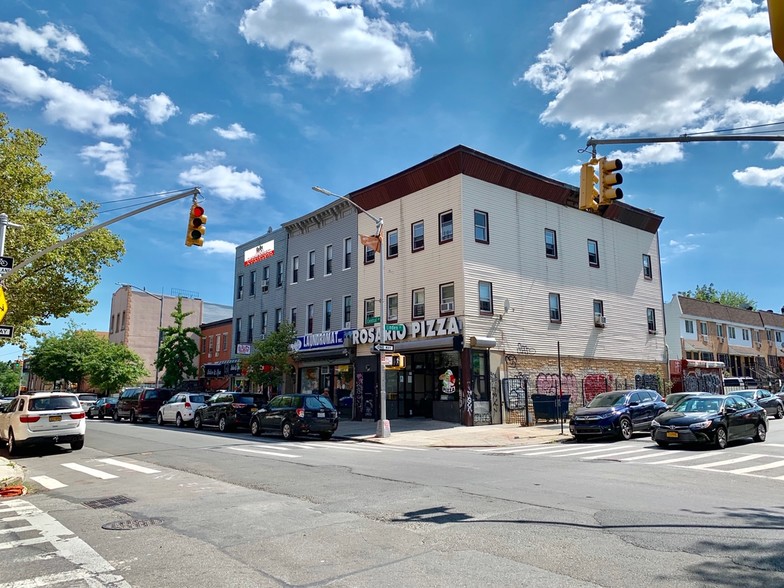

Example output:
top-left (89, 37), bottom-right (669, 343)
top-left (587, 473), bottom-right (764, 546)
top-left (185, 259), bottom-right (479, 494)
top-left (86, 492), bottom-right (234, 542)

top-left (83, 495), bottom-right (135, 509)
top-left (102, 518), bottom-right (164, 531)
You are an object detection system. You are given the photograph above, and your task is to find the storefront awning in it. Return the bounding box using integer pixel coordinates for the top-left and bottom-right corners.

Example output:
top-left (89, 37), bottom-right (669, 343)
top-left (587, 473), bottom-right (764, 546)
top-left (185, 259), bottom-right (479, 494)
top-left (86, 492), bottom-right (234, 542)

top-left (393, 336), bottom-right (456, 353)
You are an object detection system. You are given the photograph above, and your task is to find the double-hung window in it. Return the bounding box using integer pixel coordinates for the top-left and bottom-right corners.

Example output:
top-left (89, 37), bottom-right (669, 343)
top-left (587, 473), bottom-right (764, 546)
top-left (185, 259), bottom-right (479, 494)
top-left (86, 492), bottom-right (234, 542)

top-left (308, 250), bottom-right (315, 280)
top-left (344, 237), bottom-right (352, 269)
top-left (343, 296), bottom-right (352, 328)
top-left (291, 256), bottom-right (299, 283)
top-left (249, 270), bottom-right (256, 296)
top-left (387, 229), bottom-right (398, 258)
top-left (307, 304), bottom-right (314, 334)
top-left (412, 289), bottom-right (425, 319)
top-left (440, 283), bottom-right (455, 315)
top-left (642, 254), bottom-right (652, 279)
top-left (236, 275), bottom-right (244, 300)
top-left (289, 308), bottom-right (296, 330)
top-left (439, 211), bottom-right (453, 243)
top-left (387, 293), bottom-right (398, 323)
top-left (324, 300), bottom-right (332, 331)
top-left (247, 315), bottom-right (254, 342)
top-left (411, 220), bottom-right (424, 252)
top-left (479, 281), bottom-right (493, 314)
top-left (587, 239), bottom-right (599, 268)
top-left (647, 308), bottom-right (657, 333)
top-left (324, 245), bottom-right (332, 276)
top-left (277, 261), bottom-right (284, 287)
top-left (474, 210), bottom-right (489, 243)
top-left (364, 298), bottom-right (376, 325)
top-left (549, 293), bottom-right (561, 322)
top-left (545, 229), bottom-right (557, 258)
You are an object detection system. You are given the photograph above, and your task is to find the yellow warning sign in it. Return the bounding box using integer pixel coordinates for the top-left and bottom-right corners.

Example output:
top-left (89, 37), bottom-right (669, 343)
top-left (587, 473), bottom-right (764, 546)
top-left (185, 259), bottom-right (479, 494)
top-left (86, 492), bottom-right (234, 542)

top-left (0, 286), bottom-right (7, 323)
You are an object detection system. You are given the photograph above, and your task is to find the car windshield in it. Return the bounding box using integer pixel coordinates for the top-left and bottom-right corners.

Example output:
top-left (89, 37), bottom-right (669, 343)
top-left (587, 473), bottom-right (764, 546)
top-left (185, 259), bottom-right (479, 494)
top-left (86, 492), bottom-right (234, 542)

top-left (234, 395), bottom-right (257, 405)
top-left (304, 396), bottom-right (336, 410)
top-left (735, 391), bottom-right (754, 400)
top-left (673, 397), bottom-right (722, 413)
top-left (588, 393), bottom-right (627, 408)
top-left (30, 396), bottom-right (80, 411)
top-left (189, 395), bottom-right (209, 403)
top-left (78, 394), bottom-right (98, 402)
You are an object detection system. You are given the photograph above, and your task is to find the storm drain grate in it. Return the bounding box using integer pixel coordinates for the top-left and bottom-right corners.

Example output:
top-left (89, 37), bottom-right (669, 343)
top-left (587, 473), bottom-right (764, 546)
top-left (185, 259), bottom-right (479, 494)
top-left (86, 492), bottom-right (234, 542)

top-left (102, 518), bottom-right (163, 531)
top-left (83, 495), bottom-right (135, 509)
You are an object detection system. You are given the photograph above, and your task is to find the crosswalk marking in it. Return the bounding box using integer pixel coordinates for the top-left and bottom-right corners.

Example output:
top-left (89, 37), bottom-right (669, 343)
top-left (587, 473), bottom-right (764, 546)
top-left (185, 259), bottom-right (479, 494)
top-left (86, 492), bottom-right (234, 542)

top-left (581, 448), bottom-right (652, 460)
top-left (228, 446), bottom-right (302, 459)
top-left (30, 475), bottom-right (67, 490)
top-left (641, 453), bottom-right (722, 465)
top-left (551, 446), bottom-right (631, 457)
top-left (96, 458), bottom-right (160, 474)
top-left (61, 463), bottom-right (117, 480)
top-left (684, 454), bottom-right (763, 470)
top-left (727, 459), bottom-right (784, 475)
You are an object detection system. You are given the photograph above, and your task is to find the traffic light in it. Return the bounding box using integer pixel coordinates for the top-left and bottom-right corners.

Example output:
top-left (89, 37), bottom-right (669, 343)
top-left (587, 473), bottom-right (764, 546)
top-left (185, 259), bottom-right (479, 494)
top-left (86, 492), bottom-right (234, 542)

top-left (385, 353), bottom-right (406, 370)
top-left (185, 203), bottom-right (207, 247)
top-left (597, 157), bottom-right (623, 206)
top-left (578, 161), bottom-right (599, 212)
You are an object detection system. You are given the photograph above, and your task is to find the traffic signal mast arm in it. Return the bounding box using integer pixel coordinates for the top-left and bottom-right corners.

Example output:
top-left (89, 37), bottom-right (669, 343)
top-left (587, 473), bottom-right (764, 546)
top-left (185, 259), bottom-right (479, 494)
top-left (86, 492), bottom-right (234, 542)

top-left (587, 134), bottom-right (784, 150)
top-left (0, 187), bottom-right (201, 283)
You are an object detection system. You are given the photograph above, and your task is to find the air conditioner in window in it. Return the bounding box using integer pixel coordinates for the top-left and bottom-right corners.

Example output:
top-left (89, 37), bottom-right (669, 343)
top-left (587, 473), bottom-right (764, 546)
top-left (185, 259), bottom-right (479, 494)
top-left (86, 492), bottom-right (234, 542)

top-left (755, 341), bottom-right (762, 349)
top-left (344, 322), bottom-right (351, 329)
top-left (718, 336), bottom-right (725, 343)
top-left (594, 314), bottom-right (606, 327)
top-left (261, 279), bottom-right (269, 292)
top-left (441, 301), bottom-right (455, 313)
top-left (701, 335), bottom-right (708, 343)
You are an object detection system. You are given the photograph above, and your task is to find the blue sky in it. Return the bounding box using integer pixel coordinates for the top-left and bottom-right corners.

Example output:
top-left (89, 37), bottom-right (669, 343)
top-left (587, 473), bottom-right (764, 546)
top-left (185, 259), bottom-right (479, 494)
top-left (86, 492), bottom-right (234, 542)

top-left (0, 0), bottom-right (783, 362)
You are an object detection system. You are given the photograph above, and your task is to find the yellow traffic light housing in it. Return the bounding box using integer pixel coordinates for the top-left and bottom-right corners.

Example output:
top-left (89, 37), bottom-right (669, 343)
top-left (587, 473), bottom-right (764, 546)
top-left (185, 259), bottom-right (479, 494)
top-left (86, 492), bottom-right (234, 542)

top-left (598, 157), bottom-right (623, 206)
top-left (579, 161), bottom-right (599, 212)
top-left (185, 203), bottom-right (207, 247)
top-left (769, 0), bottom-right (784, 63)
top-left (385, 353), bottom-right (406, 370)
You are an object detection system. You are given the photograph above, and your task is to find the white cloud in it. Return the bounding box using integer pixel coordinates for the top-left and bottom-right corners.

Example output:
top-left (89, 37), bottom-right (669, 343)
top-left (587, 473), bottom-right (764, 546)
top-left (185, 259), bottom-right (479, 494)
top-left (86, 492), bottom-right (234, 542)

top-left (732, 165), bottom-right (784, 188)
top-left (202, 239), bottom-right (238, 254)
top-left (667, 239), bottom-right (699, 256)
top-left (131, 92), bottom-right (179, 124)
top-left (0, 57), bottom-right (132, 139)
top-left (80, 141), bottom-right (134, 195)
top-left (0, 18), bottom-right (88, 62)
top-left (179, 150), bottom-right (264, 200)
top-left (239, 0), bottom-right (432, 90)
top-left (214, 122), bottom-right (255, 140)
top-left (522, 0), bottom-right (782, 138)
top-left (188, 112), bottom-right (214, 125)
top-left (604, 143), bottom-right (684, 168)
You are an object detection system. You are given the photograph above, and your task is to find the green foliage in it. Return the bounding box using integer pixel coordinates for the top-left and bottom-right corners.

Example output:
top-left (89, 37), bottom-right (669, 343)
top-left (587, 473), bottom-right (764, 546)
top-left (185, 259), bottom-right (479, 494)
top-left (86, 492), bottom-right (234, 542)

top-left (243, 322), bottom-right (297, 389)
top-left (0, 113), bottom-right (125, 345)
top-left (84, 343), bottom-right (148, 394)
top-left (155, 297), bottom-right (201, 388)
top-left (0, 361), bottom-right (21, 396)
top-left (678, 283), bottom-right (756, 310)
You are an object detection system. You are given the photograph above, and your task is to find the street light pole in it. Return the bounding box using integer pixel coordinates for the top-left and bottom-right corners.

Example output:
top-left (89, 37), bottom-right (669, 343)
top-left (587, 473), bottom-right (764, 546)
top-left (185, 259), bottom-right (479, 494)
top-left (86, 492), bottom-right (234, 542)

top-left (117, 283), bottom-right (164, 388)
top-left (312, 186), bottom-right (390, 438)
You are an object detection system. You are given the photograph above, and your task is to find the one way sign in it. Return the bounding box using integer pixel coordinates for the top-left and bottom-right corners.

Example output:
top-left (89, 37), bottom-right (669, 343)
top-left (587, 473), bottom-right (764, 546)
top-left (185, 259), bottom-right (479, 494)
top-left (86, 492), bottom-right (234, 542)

top-left (0, 325), bottom-right (14, 338)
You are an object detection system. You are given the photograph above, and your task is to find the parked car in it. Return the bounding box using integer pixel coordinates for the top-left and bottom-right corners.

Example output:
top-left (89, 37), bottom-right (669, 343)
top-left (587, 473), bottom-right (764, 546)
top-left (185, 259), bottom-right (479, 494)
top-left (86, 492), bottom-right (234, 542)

top-left (114, 387), bottom-right (174, 423)
top-left (157, 392), bottom-right (211, 427)
top-left (0, 391), bottom-right (86, 455)
top-left (651, 394), bottom-right (767, 449)
top-left (723, 377), bottom-right (757, 391)
top-left (193, 392), bottom-right (265, 432)
top-left (250, 394), bottom-right (340, 440)
top-left (733, 389), bottom-right (784, 419)
top-left (663, 391), bottom-right (708, 409)
top-left (569, 389), bottom-right (668, 441)
top-left (76, 393), bottom-right (98, 413)
top-left (86, 396), bottom-right (118, 419)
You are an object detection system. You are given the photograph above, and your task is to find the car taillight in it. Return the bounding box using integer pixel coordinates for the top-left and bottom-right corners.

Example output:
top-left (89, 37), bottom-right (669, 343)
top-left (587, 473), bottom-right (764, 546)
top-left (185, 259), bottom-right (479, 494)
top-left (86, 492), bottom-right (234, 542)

top-left (20, 415), bottom-right (40, 423)
top-left (184, 402), bottom-right (191, 409)
top-left (69, 412), bottom-right (86, 419)
top-left (232, 403), bottom-right (247, 409)
top-left (296, 408), bottom-right (304, 418)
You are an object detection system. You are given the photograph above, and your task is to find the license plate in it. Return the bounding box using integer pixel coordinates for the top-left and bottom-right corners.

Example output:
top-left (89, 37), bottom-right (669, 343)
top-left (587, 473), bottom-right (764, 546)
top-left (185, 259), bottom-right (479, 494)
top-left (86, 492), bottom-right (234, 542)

top-left (317, 412), bottom-right (325, 418)
top-left (666, 431), bottom-right (678, 438)
top-left (250, 407), bottom-right (257, 412)
top-left (49, 415), bottom-right (62, 422)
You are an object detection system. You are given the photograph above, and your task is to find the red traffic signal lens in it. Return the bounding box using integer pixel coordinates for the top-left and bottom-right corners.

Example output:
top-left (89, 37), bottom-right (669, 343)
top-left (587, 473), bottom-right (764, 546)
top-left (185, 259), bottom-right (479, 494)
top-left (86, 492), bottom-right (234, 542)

top-left (192, 205), bottom-right (204, 217)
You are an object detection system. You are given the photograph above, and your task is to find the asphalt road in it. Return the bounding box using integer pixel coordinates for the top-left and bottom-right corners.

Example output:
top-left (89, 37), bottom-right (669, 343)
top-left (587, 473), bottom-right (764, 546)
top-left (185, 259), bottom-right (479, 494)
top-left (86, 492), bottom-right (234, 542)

top-left (3, 417), bottom-right (784, 587)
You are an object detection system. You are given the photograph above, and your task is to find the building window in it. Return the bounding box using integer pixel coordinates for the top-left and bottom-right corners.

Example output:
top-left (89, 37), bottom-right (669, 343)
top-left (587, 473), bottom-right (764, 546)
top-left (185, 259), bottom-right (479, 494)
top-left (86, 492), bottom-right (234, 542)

top-left (275, 309), bottom-right (282, 332)
top-left (387, 293), bottom-right (398, 322)
top-left (120, 311), bottom-right (125, 330)
top-left (343, 295), bottom-right (352, 328)
top-left (647, 308), bottom-right (657, 333)
top-left (262, 265), bottom-right (270, 292)
top-left (292, 256), bottom-right (299, 283)
top-left (109, 315), bottom-right (114, 334)
top-left (587, 239), bottom-right (599, 268)
top-left (364, 298), bottom-right (375, 325)
top-left (387, 229), bottom-right (398, 258)
top-left (728, 326), bottom-right (736, 339)
top-left (222, 333), bottom-right (227, 352)
top-left (700, 322), bottom-right (708, 336)
top-left (324, 245), bottom-right (333, 276)
top-left (208, 335), bottom-right (214, 357)
top-left (545, 228), bottom-right (557, 259)
top-left (474, 210), bottom-right (489, 243)
top-left (685, 320), bottom-right (694, 334)
top-left (364, 244), bottom-right (375, 264)
top-left (717, 324), bottom-right (724, 338)
top-left (742, 328), bottom-right (750, 341)
top-left (776, 331), bottom-right (782, 343)
top-left (439, 211), bottom-right (453, 243)
top-left (412, 288), bottom-right (425, 319)
top-left (549, 293), bottom-right (562, 323)
top-left (307, 304), bottom-right (314, 334)
top-left (261, 312), bottom-right (268, 337)
top-left (277, 261), bottom-right (284, 287)
top-left (479, 281), bottom-right (493, 314)
top-left (201, 337), bottom-right (206, 352)
top-left (235, 318), bottom-right (242, 344)
top-left (289, 308), bottom-right (296, 330)
top-left (593, 299), bottom-right (604, 324)
top-left (249, 270), bottom-right (256, 296)
top-left (308, 250), bottom-right (315, 280)
top-left (642, 254), bottom-right (652, 279)
top-left (344, 237), bottom-right (352, 270)
top-left (440, 283), bottom-right (455, 315)
top-left (324, 299), bottom-right (332, 331)
top-left (248, 315), bottom-right (254, 343)
top-left (236, 274), bottom-right (244, 300)
top-left (411, 220), bottom-right (424, 252)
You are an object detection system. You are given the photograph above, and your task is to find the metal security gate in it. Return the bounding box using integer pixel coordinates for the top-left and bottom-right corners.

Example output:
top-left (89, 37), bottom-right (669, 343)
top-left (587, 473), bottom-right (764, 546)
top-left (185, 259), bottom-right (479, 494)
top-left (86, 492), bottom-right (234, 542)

top-left (502, 377), bottom-right (529, 425)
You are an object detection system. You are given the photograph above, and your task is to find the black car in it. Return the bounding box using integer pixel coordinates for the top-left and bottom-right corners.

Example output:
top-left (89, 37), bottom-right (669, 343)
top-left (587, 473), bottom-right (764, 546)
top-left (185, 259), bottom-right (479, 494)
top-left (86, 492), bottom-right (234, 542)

top-left (193, 392), bottom-right (265, 432)
top-left (651, 394), bottom-right (767, 449)
top-left (86, 397), bottom-right (118, 419)
top-left (733, 389), bottom-right (784, 419)
top-left (250, 394), bottom-right (339, 440)
top-left (569, 389), bottom-right (668, 441)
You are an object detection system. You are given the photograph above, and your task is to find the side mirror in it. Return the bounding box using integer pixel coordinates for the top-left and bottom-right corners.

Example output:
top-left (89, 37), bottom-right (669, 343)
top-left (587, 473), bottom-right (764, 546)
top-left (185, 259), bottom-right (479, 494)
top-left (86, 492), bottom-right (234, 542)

top-left (724, 407), bottom-right (736, 414)
top-left (628, 401), bottom-right (639, 407)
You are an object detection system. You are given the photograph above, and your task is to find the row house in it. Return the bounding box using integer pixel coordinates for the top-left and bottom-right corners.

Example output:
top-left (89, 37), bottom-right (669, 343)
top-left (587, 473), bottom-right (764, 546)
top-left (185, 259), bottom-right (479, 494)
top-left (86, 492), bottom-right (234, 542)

top-left (664, 295), bottom-right (784, 390)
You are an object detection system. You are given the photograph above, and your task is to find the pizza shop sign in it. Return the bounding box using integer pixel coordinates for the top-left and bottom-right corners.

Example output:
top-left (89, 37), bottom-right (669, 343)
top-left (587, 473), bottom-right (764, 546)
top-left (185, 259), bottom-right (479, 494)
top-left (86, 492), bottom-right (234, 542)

top-left (351, 317), bottom-right (461, 344)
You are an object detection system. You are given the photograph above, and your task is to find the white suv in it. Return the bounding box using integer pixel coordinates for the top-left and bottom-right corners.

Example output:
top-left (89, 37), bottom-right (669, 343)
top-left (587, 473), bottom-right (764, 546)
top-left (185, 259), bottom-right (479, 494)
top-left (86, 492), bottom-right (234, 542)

top-left (157, 392), bottom-right (210, 427)
top-left (0, 391), bottom-right (86, 455)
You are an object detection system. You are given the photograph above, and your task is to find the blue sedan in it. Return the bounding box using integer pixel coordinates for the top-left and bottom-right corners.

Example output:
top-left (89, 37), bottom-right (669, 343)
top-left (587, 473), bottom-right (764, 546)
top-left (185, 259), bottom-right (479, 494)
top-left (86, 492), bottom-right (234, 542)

top-left (569, 389), bottom-right (668, 441)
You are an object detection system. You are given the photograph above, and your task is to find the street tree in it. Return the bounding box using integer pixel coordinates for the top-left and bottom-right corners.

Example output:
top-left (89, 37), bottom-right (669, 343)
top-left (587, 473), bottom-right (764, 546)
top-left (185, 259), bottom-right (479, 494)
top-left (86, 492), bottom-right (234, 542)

top-left (0, 361), bottom-right (21, 396)
top-left (155, 297), bottom-right (201, 388)
top-left (243, 322), bottom-right (297, 393)
top-left (679, 283), bottom-right (756, 310)
top-left (26, 326), bottom-right (105, 392)
top-left (0, 113), bottom-right (125, 346)
top-left (84, 343), bottom-right (147, 394)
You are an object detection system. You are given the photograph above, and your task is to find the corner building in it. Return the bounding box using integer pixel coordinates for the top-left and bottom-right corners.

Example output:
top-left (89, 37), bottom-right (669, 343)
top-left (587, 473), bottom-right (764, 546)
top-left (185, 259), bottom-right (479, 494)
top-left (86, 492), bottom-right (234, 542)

top-left (347, 145), bottom-right (667, 425)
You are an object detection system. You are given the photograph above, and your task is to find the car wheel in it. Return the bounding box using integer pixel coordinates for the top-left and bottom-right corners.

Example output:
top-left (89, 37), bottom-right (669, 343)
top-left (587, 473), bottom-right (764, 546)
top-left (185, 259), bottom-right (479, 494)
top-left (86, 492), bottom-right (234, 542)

top-left (753, 422), bottom-right (767, 443)
top-left (618, 417), bottom-right (633, 441)
top-left (87, 412), bottom-right (94, 419)
top-left (776, 405), bottom-right (784, 420)
top-left (98, 410), bottom-right (105, 420)
top-left (319, 432), bottom-right (333, 440)
top-left (713, 426), bottom-right (728, 450)
top-left (281, 421), bottom-right (295, 440)
top-left (194, 414), bottom-right (202, 430)
top-left (655, 440), bottom-right (670, 448)
top-left (176, 413), bottom-right (184, 428)
top-left (7, 429), bottom-right (17, 456)
top-left (70, 439), bottom-right (84, 451)
top-left (130, 410), bottom-right (137, 424)
top-left (250, 418), bottom-right (261, 437)
top-left (218, 415), bottom-right (229, 432)
top-left (113, 410), bottom-right (120, 422)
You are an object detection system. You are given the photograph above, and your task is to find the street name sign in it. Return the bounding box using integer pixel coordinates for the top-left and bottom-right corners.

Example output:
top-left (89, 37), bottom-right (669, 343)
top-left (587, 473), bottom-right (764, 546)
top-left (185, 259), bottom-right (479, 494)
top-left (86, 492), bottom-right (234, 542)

top-left (374, 343), bottom-right (394, 352)
top-left (366, 316), bottom-right (380, 324)
top-left (0, 325), bottom-right (14, 339)
top-left (384, 324), bottom-right (404, 332)
top-left (0, 256), bottom-right (13, 277)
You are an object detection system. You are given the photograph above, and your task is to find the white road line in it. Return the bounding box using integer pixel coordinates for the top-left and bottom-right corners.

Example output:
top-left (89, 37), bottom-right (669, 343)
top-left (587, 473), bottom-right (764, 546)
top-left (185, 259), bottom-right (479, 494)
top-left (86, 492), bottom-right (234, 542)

top-left (309, 443), bottom-right (382, 453)
top-left (683, 454), bottom-right (764, 470)
top-left (0, 525), bottom-right (34, 535)
top-left (643, 453), bottom-right (725, 465)
top-left (60, 463), bottom-right (117, 480)
top-left (0, 569), bottom-right (92, 587)
top-left (727, 459), bottom-right (784, 475)
top-left (763, 443), bottom-right (784, 448)
top-left (581, 448), bottom-right (652, 460)
top-left (97, 458), bottom-right (160, 474)
top-left (551, 446), bottom-right (634, 457)
top-left (510, 445), bottom-right (617, 456)
top-left (29, 476), bottom-right (67, 490)
top-left (228, 447), bottom-right (302, 459)
top-left (618, 451), bottom-right (663, 461)
top-left (475, 444), bottom-right (549, 453)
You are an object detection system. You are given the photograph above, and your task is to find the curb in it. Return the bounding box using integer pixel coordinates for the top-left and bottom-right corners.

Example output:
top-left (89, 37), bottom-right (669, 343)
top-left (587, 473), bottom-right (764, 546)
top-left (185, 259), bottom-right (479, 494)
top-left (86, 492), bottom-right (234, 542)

top-left (0, 459), bottom-right (26, 491)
